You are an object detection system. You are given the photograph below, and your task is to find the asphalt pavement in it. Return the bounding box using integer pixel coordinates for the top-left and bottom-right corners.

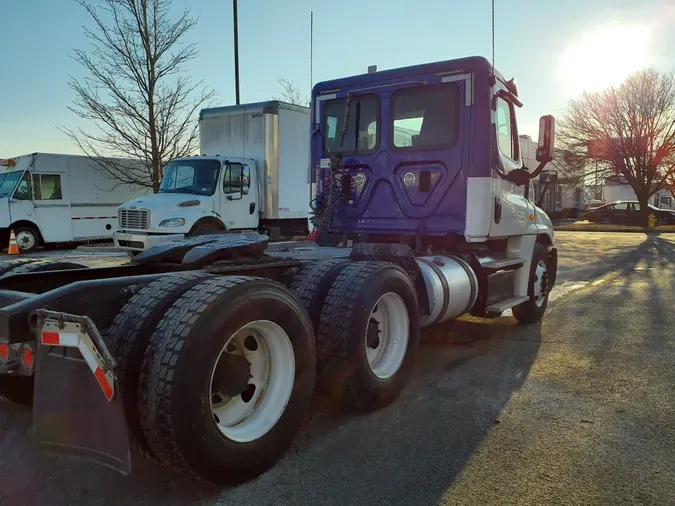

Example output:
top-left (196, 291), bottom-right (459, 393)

top-left (1, 232), bottom-right (674, 505)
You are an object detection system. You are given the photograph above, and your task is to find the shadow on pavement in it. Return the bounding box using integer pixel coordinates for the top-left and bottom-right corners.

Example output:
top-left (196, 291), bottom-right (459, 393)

top-left (439, 236), bottom-right (675, 504)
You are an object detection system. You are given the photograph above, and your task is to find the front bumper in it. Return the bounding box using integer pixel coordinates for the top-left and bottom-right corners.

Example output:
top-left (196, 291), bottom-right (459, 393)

top-left (113, 231), bottom-right (184, 252)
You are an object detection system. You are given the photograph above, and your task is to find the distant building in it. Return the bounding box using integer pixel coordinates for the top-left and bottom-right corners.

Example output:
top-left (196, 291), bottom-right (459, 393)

top-left (520, 136), bottom-right (591, 217)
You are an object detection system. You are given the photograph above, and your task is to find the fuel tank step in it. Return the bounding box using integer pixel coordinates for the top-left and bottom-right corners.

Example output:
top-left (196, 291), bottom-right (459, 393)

top-left (486, 295), bottom-right (530, 315)
top-left (480, 258), bottom-right (524, 271)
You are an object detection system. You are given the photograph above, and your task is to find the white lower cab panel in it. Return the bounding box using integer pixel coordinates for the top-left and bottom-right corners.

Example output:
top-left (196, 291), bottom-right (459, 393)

top-left (464, 177), bottom-right (493, 242)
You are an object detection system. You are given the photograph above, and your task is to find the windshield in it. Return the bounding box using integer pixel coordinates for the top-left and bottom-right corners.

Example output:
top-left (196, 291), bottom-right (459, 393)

top-left (0, 171), bottom-right (26, 198)
top-left (159, 159), bottom-right (221, 196)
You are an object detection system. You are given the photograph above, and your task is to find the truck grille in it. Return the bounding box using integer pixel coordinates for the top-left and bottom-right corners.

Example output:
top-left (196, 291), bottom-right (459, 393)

top-left (118, 208), bottom-right (150, 230)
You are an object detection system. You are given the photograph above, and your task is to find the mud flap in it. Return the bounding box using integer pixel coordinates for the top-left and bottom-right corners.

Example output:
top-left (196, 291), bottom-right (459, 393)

top-left (32, 312), bottom-right (131, 475)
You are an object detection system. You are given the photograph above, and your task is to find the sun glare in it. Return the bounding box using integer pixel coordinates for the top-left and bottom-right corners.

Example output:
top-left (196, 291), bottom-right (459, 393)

top-left (559, 23), bottom-right (652, 95)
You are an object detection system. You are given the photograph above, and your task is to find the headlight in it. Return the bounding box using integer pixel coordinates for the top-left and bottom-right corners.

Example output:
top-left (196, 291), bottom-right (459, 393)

top-left (159, 218), bottom-right (185, 227)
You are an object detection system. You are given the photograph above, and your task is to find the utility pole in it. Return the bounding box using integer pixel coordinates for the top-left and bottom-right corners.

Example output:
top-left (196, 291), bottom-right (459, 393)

top-left (233, 0), bottom-right (240, 105)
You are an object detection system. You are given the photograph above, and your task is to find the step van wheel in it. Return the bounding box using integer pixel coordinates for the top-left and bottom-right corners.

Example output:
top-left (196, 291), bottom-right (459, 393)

top-left (14, 226), bottom-right (40, 253)
top-left (288, 259), bottom-right (351, 328)
top-left (317, 261), bottom-right (420, 412)
top-left (138, 276), bottom-right (316, 485)
top-left (512, 243), bottom-right (550, 324)
top-left (103, 271), bottom-right (215, 460)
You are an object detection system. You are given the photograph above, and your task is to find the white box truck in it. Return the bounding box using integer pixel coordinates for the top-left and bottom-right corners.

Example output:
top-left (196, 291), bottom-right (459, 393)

top-left (0, 153), bottom-right (149, 253)
top-left (113, 101), bottom-right (311, 254)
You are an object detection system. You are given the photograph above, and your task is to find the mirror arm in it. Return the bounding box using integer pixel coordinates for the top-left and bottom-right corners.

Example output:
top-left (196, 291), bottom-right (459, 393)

top-left (529, 159), bottom-right (551, 180)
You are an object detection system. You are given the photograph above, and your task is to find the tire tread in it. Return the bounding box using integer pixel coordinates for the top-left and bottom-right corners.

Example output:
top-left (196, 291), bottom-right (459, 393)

top-left (105, 271), bottom-right (214, 460)
top-left (138, 275), bottom-right (261, 474)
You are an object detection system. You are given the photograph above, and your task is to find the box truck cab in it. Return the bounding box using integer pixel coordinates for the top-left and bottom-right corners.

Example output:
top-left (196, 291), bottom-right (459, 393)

top-left (114, 155), bottom-right (260, 251)
top-left (114, 101), bottom-right (311, 254)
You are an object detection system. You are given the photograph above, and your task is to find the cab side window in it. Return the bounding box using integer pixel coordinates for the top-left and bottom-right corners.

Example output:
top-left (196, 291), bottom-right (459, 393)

top-left (223, 163), bottom-right (243, 194)
top-left (13, 172), bottom-right (32, 200)
top-left (496, 97), bottom-right (520, 162)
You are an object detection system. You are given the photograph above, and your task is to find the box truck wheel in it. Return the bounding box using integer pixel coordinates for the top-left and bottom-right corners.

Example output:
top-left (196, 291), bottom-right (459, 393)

top-left (189, 221), bottom-right (228, 237)
top-left (138, 276), bottom-right (316, 484)
top-left (512, 243), bottom-right (550, 324)
top-left (317, 262), bottom-right (420, 412)
top-left (104, 271), bottom-right (215, 461)
top-left (14, 226), bottom-right (40, 253)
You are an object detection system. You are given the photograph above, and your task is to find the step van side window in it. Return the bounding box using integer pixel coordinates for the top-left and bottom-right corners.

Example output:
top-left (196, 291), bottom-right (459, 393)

top-left (32, 174), bottom-right (63, 200)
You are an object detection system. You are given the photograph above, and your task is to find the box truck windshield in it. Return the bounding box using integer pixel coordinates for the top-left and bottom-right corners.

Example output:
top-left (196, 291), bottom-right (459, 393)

top-left (159, 159), bottom-right (221, 196)
top-left (0, 170), bottom-right (25, 198)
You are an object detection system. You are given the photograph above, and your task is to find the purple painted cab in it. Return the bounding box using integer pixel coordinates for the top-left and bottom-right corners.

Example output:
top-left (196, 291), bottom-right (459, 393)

top-left (310, 56), bottom-right (505, 238)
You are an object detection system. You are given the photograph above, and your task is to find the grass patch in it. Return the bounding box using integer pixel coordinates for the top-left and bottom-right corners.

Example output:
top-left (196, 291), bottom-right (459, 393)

top-left (555, 222), bottom-right (675, 232)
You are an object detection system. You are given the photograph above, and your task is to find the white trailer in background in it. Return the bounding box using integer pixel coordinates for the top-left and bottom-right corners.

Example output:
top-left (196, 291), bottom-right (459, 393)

top-left (0, 153), bottom-right (149, 252)
top-left (113, 101), bottom-right (311, 254)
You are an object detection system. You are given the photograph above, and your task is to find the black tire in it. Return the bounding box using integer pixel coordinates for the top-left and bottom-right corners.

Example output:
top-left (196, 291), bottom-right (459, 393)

top-left (13, 226), bottom-right (40, 253)
top-left (0, 258), bottom-right (39, 276)
top-left (138, 276), bottom-right (316, 485)
top-left (314, 233), bottom-right (346, 247)
top-left (0, 375), bottom-right (33, 407)
top-left (104, 271), bottom-right (214, 460)
top-left (0, 260), bottom-right (88, 278)
top-left (512, 243), bottom-right (551, 324)
top-left (601, 216), bottom-right (612, 225)
top-left (189, 223), bottom-right (227, 237)
top-left (288, 259), bottom-right (351, 328)
top-left (317, 261), bottom-right (420, 412)
top-left (0, 260), bottom-right (87, 408)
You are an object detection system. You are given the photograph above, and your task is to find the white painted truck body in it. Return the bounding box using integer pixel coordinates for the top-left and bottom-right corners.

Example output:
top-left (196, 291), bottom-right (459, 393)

top-left (602, 183), bottom-right (675, 210)
top-left (0, 153), bottom-right (148, 251)
top-left (114, 101), bottom-right (311, 253)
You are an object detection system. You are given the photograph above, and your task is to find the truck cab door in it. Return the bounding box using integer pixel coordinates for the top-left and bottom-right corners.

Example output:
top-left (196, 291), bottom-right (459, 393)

top-left (488, 86), bottom-right (534, 238)
top-left (219, 161), bottom-right (258, 230)
top-left (9, 171), bottom-right (38, 227)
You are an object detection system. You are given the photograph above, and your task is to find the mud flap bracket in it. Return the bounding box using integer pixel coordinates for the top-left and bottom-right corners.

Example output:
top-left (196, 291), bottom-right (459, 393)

top-left (32, 309), bottom-right (131, 475)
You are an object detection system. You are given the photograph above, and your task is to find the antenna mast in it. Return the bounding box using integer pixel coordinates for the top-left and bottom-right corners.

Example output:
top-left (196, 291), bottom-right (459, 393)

top-left (233, 0), bottom-right (240, 105)
top-left (491, 0), bottom-right (495, 79)
top-left (310, 11), bottom-right (314, 93)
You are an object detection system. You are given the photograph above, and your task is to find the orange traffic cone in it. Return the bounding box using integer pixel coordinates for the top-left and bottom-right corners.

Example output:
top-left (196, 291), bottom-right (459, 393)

top-left (8, 230), bottom-right (19, 255)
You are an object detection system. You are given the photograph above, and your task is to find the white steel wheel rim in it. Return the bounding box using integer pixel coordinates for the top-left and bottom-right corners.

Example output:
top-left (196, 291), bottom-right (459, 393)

top-left (209, 320), bottom-right (295, 443)
top-left (16, 231), bottom-right (35, 250)
top-left (365, 292), bottom-right (409, 380)
top-left (533, 260), bottom-right (548, 308)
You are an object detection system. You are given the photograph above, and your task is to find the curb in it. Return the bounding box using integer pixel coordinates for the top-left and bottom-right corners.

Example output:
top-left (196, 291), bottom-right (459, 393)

top-left (554, 227), bottom-right (671, 233)
top-left (75, 244), bottom-right (124, 253)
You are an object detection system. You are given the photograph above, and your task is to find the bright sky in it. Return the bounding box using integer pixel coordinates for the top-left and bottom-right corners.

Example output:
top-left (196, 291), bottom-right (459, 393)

top-left (1, 0), bottom-right (674, 157)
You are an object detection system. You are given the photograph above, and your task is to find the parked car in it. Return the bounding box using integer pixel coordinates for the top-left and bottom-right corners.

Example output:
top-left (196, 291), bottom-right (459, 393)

top-left (586, 201), bottom-right (675, 225)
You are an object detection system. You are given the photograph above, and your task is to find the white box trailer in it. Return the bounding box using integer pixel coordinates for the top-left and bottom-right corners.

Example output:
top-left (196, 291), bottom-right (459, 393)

top-left (0, 153), bottom-right (150, 253)
top-left (113, 101), bottom-right (311, 254)
top-left (200, 101), bottom-right (311, 223)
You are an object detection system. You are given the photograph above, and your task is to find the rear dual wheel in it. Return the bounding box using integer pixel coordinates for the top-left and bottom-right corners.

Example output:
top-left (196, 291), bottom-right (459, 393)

top-left (138, 276), bottom-right (316, 485)
top-left (317, 262), bottom-right (420, 411)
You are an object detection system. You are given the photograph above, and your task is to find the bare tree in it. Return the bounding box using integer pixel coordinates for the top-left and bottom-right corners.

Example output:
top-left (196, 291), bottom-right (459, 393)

top-left (61, 0), bottom-right (215, 192)
top-left (558, 69), bottom-right (675, 223)
top-left (271, 78), bottom-right (309, 107)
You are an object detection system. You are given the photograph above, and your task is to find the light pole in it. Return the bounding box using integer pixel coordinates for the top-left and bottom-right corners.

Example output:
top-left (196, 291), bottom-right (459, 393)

top-left (233, 0), bottom-right (240, 105)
